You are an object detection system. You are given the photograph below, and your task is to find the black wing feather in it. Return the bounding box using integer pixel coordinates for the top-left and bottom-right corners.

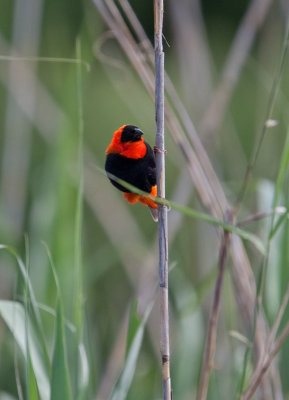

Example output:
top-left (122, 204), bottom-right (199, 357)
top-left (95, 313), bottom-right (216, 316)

top-left (105, 142), bottom-right (156, 193)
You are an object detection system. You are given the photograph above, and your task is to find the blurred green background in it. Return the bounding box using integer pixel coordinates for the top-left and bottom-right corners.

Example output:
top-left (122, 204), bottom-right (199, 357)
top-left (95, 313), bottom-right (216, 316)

top-left (0, 0), bottom-right (289, 399)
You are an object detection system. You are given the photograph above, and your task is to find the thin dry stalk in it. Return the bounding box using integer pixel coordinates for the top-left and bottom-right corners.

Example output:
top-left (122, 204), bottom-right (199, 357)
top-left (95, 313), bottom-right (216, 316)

top-left (241, 280), bottom-right (289, 400)
top-left (199, 0), bottom-right (273, 139)
top-left (197, 211), bottom-right (233, 400)
top-left (237, 207), bottom-right (287, 227)
top-left (154, 1), bottom-right (171, 399)
top-left (241, 320), bottom-right (289, 400)
top-left (267, 280), bottom-right (289, 350)
top-left (95, 309), bottom-right (129, 400)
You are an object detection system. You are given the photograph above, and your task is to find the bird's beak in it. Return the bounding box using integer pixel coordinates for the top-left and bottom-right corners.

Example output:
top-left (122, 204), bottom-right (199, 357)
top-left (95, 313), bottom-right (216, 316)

top-left (134, 128), bottom-right (143, 140)
top-left (135, 128), bottom-right (143, 136)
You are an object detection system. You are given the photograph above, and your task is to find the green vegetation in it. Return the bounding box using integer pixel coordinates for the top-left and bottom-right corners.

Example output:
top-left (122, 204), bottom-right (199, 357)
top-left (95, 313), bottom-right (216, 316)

top-left (0, 1), bottom-right (289, 399)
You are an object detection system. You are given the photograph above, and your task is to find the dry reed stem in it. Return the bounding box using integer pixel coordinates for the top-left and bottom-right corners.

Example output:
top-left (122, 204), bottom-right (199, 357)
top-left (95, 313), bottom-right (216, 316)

top-left (199, 0), bottom-right (273, 139)
top-left (154, 1), bottom-right (171, 399)
top-left (241, 323), bottom-right (289, 400)
top-left (267, 281), bottom-right (289, 351)
top-left (237, 207), bottom-right (287, 227)
top-left (241, 280), bottom-right (289, 400)
top-left (95, 309), bottom-right (128, 400)
top-left (168, 0), bottom-right (212, 113)
top-left (197, 211), bottom-right (233, 400)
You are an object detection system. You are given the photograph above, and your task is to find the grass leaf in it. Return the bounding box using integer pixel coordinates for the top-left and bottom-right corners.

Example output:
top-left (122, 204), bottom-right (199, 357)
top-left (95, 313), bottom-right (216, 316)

top-left (0, 245), bottom-right (50, 367)
top-left (77, 343), bottom-right (90, 393)
top-left (98, 168), bottom-right (265, 254)
top-left (0, 301), bottom-right (50, 400)
top-left (125, 300), bottom-right (141, 356)
top-left (40, 244), bottom-right (72, 400)
top-left (110, 302), bottom-right (153, 400)
top-left (50, 300), bottom-right (72, 400)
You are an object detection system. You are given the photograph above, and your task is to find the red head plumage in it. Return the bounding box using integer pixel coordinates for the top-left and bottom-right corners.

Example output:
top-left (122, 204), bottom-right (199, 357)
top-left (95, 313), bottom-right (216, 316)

top-left (106, 125), bottom-right (147, 159)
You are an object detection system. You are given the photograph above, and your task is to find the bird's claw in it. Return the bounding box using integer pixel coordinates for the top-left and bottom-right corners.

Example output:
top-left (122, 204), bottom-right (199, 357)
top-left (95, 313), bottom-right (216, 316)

top-left (154, 146), bottom-right (167, 154)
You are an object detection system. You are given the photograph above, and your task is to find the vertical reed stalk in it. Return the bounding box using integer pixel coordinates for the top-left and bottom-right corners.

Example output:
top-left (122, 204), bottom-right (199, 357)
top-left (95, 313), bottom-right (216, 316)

top-left (197, 211), bottom-right (233, 400)
top-left (154, 1), bottom-right (171, 399)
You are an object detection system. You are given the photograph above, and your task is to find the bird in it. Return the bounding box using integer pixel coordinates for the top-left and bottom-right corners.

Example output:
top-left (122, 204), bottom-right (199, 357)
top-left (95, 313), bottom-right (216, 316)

top-left (105, 124), bottom-right (158, 221)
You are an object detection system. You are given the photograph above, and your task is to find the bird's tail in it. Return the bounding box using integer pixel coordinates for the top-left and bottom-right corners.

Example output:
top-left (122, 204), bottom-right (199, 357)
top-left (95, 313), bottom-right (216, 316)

top-left (138, 185), bottom-right (158, 221)
top-left (149, 206), bottom-right (158, 222)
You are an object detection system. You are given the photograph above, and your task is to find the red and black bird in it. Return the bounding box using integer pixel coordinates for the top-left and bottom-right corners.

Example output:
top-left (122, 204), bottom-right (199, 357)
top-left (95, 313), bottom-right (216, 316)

top-left (105, 124), bottom-right (158, 221)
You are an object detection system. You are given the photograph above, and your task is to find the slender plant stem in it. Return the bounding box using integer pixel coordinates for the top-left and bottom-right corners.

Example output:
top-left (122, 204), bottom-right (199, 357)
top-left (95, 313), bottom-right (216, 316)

top-left (197, 211), bottom-right (233, 400)
top-left (154, 1), bottom-right (171, 399)
top-left (241, 319), bottom-right (289, 400)
top-left (237, 207), bottom-right (287, 227)
top-left (74, 38), bottom-right (84, 339)
top-left (240, 279), bottom-right (289, 400)
top-left (237, 20), bottom-right (289, 206)
top-left (199, 0), bottom-right (273, 140)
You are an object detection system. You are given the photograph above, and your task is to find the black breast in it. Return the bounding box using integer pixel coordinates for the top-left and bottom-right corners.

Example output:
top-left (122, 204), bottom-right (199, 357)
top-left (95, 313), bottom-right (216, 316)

top-left (105, 142), bottom-right (156, 193)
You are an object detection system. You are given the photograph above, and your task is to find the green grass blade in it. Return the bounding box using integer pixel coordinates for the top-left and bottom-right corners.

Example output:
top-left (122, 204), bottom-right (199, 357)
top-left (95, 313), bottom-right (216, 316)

top-left (0, 244), bottom-right (50, 398)
top-left (74, 36), bottom-right (84, 341)
top-left (0, 55), bottom-right (90, 70)
top-left (42, 242), bottom-right (89, 399)
top-left (125, 301), bottom-right (141, 356)
top-left (0, 301), bottom-right (50, 400)
top-left (0, 245), bottom-right (50, 365)
top-left (50, 300), bottom-right (72, 400)
top-left (269, 212), bottom-right (288, 240)
top-left (110, 302), bottom-right (153, 400)
top-left (27, 360), bottom-right (39, 400)
top-left (270, 126), bottom-right (289, 237)
top-left (42, 244), bottom-right (72, 400)
top-left (98, 168), bottom-right (265, 253)
top-left (23, 236), bottom-right (39, 400)
top-left (161, 200), bottom-right (265, 254)
top-left (0, 246), bottom-right (43, 326)
top-left (247, 21), bottom-right (289, 174)
top-left (77, 342), bottom-right (89, 394)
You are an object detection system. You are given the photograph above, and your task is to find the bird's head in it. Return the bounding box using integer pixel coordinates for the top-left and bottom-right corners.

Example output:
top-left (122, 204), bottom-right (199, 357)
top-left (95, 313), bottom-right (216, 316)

top-left (120, 125), bottom-right (143, 143)
top-left (106, 125), bottom-right (146, 159)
